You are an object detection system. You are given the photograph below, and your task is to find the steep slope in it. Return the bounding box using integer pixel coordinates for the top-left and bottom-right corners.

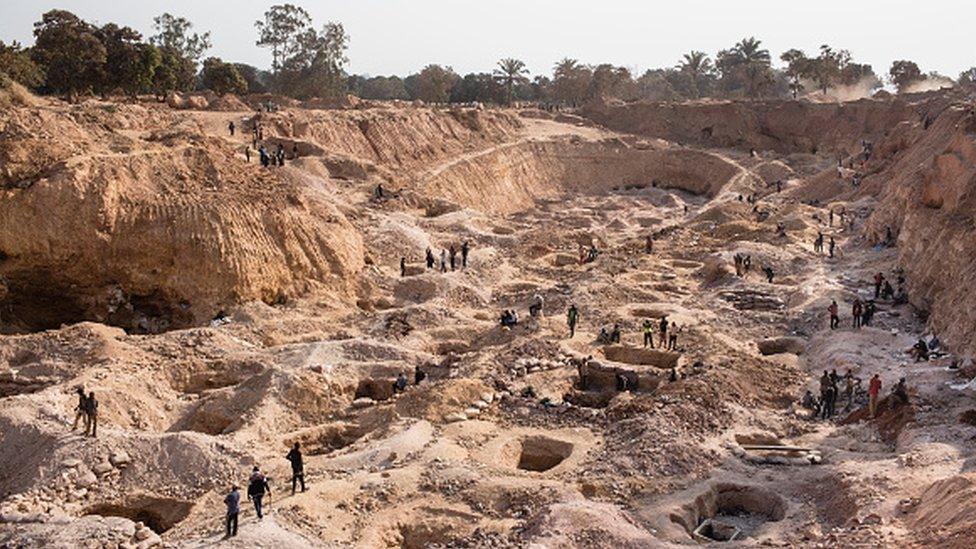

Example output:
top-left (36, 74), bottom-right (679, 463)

top-left (864, 102), bottom-right (976, 356)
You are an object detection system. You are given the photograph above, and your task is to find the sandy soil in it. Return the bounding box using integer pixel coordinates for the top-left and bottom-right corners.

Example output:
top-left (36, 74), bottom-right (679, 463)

top-left (2, 87), bottom-right (976, 548)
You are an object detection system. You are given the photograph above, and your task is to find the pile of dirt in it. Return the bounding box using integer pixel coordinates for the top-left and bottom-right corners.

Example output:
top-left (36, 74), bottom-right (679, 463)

top-left (908, 474), bottom-right (976, 548)
top-left (840, 396), bottom-right (915, 443)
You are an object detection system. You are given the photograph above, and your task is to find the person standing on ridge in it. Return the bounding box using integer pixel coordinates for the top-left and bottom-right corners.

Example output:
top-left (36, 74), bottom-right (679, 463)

top-left (71, 386), bottom-right (89, 434)
top-left (828, 300), bottom-right (839, 329)
top-left (228, 120), bottom-right (235, 136)
top-left (461, 241), bottom-right (470, 269)
top-left (286, 442), bottom-right (305, 495)
top-left (84, 391), bottom-right (98, 437)
top-left (642, 319), bottom-right (654, 348)
top-left (567, 304), bottom-right (579, 338)
top-left (868, 374), bottom-right (882, 417)
top-left (425, 248), bottom-right (435, 270)
top-left (658, 316), bottom-right (669, 348)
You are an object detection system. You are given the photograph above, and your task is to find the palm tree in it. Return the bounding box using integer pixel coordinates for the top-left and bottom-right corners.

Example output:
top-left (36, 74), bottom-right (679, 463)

top-left (494, 58), bottom-right (528, 105)
top-left (553, 58), bottom-right (581, 80)
top-left (732, 37), bottom-right (771, 98)
top-left (734, 37), bottom-right (771, 65)
top-left (678, 51), bottom-right (713, 98)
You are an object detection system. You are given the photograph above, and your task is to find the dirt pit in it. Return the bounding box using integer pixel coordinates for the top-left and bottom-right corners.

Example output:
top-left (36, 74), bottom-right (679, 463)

top-left (503, 435), bottom-right (575, 472)
top-left (85, 496), bottom-right (193, 534)
top-left (671, 483), bottom-right (786, 542)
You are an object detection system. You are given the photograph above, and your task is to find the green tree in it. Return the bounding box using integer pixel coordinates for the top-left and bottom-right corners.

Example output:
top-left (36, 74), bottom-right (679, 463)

top-left (716, 37), bottom-right (772, 97)
top-left (31, 10), bottom-right (106, 97)
top-left (779, 49), bottom-right (809, 98)
top-left (153, 46), bottom-right (196, 96)
top-left (451, 72), bottom-right (503, 103)
top-left (0, 41), bottom-right (44, 88)
top-left (200, 57), bottom-right (247, 95)
top-left (405, 65), bottom-right (459, 103)
top-left (889, 60), bottom-right (923, 92)
top-left (97, 23), bottom-right (161, 96)
top-left (276, 21), bottom-right (349, 99)
top-left (677, 51), bottom-right (714, 98)
top-left (493, 58), bottom-right (528, 104)
top-left (150, 13), bottom-right (210, 63)
top-left (588, 64), bottom-right (637, 100)
top-left (255, 4), bottom-right (312, 75)
top-left (234, 63), bottom-right (271, 93)
top-left (360, 75), bottom-right (408, 100)
top-left (551, 58), bottom-right (591, 106)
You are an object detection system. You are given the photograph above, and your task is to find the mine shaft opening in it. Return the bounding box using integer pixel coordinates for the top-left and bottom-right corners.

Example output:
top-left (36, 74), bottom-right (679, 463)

top-left (85, 497), bottom-right (194, 534)
top-left (672, 483), bottom-right (786, 542)
top-left (516, 436), bottom-right (574, 472)
top-left (0, 274), bottom-right (196, 335)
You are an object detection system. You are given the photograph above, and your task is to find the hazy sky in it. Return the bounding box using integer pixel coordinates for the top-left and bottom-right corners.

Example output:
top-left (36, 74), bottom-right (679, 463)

top-left (2, 0), bottom-right (972, 79)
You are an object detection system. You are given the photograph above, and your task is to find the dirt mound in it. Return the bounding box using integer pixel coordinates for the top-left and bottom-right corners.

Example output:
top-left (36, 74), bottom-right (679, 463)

top-left (840, 396), bottom-right (915, 443)
top-left (394, 378), bottom-right (490, 421)
top-left (908, 474), bottom-right (976, 548)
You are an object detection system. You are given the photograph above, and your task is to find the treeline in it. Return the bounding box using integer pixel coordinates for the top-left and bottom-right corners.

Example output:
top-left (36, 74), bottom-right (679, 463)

top-left (1, 5), bottom-right (972, 105)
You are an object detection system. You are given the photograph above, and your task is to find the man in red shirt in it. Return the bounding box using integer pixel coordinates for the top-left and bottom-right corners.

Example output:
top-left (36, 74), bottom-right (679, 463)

top-left (828, 300), bottom-right (839, 330)
top-left (868, 374), bottom-right (882, 417)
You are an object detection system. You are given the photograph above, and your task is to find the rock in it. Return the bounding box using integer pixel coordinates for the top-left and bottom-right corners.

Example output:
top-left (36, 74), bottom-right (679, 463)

top-left (134, 527), bottom-right (152, 541)
top-left (61, 459), bottom-right (81, 469)
top-left (444, 412), bottom-right (467, 423)
top-left (480, 392), bottom-right (494, 404)
top-left (135, 532), bottom-right (161, 548)
top-left (464, 407), bottom-right (481, 417)
top-left (109, 451), bottom-right (131, 467)
top-left (92, 462), bottom-right (114, 476)
top-left (352, 397), bottom-right (375, 409)
top-left (74, 468), bottom-right (97, 488)
top-left (472, 400), bottom-right (490, 410)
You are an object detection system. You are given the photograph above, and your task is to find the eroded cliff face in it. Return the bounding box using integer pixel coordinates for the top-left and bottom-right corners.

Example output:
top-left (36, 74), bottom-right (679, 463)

top-left (421, 139), bottom-right (755, 214)
top-left (0, 96), bottom-right (533, 333)
top-left (254, 107), bottom-right (523, 172)
top-left (864, 103), bottom-right (976, 356)
top-left (580, 94), bottom-right (952, 156)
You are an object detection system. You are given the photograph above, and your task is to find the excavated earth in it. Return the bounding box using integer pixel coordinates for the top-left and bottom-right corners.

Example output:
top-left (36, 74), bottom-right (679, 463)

top-left (2, 81), bottom-right (976, 548)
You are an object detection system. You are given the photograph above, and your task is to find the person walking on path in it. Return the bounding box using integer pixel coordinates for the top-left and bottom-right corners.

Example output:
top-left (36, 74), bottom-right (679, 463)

top-left (224, 486), bottom-right (240, 537)
top-left (247, 466), bottom-right (271, 520)
top-left (828, 300), bottom-right (839, 330)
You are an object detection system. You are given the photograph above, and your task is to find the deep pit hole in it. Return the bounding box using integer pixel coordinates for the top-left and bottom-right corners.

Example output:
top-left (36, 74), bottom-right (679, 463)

top-left (85, 496), bottom-right (193, 534)
top-left (671, 483), bottom-right (786, 542)
top-left (515, 436), bottom-right (574, 472)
